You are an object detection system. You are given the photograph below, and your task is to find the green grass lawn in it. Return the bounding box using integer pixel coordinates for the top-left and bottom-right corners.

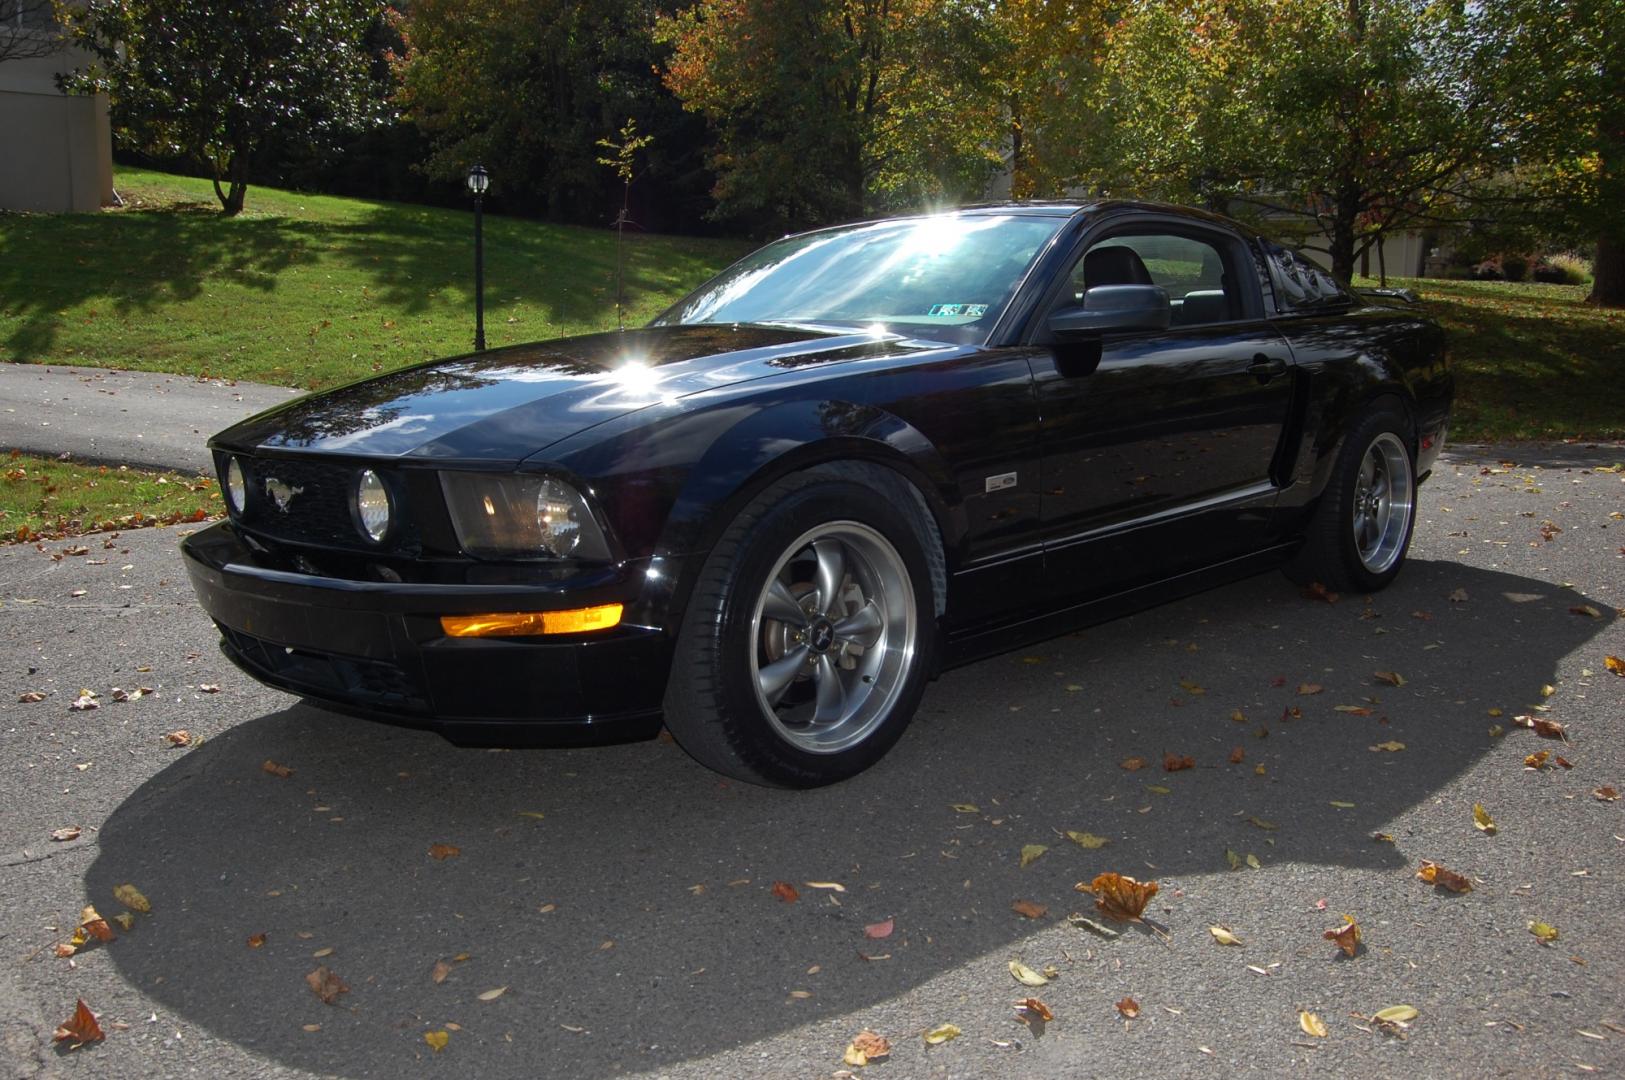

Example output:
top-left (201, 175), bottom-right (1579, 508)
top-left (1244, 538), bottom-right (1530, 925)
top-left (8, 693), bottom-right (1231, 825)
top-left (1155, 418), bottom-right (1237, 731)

top-left (0, 169), bottom-right (748, 390)
top-left (1, 173), bottom-right (1620, 441)
top-left (0, 453), bottom-right (218, 541)
top-left (1353, 276), bottom-right (1625, 442)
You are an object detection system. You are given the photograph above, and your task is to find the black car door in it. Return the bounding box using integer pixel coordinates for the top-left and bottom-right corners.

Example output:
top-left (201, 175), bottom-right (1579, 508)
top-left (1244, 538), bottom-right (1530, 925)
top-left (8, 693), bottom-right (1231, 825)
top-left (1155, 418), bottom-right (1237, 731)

top-left (1030, 220), bottom-right (1298, 600)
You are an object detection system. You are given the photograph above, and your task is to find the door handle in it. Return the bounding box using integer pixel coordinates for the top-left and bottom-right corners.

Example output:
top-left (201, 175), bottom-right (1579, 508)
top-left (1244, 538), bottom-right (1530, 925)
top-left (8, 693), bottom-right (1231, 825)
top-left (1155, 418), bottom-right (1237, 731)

top-left (1248, 354), bottom-right (1288, 381)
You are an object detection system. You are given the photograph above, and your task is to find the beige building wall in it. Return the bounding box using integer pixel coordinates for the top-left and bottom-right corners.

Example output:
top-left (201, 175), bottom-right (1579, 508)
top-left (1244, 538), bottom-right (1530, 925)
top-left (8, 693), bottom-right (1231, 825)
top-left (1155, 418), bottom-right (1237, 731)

top-left (0, 31), bottom-right (114, 213)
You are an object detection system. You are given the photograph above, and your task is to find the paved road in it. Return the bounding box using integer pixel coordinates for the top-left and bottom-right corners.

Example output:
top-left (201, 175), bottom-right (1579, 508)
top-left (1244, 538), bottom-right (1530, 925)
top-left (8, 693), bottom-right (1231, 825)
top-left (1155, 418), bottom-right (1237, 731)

top-left (0, 438), bottom-right (1621, 1079)
top-left (0, 364), bottom-right (301, 474)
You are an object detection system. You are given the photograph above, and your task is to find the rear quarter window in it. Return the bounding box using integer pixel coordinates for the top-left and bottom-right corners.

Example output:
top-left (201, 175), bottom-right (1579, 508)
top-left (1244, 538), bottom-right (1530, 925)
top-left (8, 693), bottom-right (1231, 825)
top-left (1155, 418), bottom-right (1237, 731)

top-left (1260, 239), bottom-right (1352, 311)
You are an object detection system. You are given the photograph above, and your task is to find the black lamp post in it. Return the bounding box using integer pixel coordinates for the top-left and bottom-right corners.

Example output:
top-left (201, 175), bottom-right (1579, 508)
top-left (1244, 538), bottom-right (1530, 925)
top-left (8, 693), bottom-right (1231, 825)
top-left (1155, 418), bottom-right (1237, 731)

top-left (466, 164), bottom-right (490, 351)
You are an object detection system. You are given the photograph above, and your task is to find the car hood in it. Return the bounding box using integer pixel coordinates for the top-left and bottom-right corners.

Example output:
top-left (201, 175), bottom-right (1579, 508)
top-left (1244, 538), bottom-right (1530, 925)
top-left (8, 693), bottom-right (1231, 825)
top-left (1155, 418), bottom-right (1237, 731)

top-left (212, 324), bottom-right (925, 464)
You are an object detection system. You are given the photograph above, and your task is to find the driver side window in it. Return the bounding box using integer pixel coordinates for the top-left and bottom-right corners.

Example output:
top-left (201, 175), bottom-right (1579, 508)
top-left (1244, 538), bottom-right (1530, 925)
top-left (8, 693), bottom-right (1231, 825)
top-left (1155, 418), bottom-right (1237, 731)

top-left (1068, 233), bottom-right (1241, 326)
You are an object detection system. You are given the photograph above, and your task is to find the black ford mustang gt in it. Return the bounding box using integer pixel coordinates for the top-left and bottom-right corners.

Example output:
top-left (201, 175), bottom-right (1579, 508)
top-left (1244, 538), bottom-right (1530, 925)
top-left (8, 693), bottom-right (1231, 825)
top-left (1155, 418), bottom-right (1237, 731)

top-left (183, 201), bottom-right (1452, 787)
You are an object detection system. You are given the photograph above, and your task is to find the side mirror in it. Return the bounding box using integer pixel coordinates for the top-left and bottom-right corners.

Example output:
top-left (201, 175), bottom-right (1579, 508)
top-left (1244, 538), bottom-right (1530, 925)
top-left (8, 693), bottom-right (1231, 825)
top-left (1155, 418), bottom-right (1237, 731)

top-left (1047, 284), bottom-right (1171, 338)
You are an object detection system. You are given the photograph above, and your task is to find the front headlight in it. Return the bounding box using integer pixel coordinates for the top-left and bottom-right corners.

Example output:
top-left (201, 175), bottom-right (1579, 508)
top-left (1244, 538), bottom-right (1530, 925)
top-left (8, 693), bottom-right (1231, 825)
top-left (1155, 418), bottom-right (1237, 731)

top-left (223, 457), bottom-right (246, 514)
top-left (439, 472), bottom-right (611, 560)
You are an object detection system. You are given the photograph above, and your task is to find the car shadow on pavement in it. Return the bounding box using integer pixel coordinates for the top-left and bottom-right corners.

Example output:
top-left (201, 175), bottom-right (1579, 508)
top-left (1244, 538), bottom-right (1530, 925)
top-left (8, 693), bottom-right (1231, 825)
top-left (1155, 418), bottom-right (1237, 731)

top-left (82, 557), bottom-right (1611, 1075)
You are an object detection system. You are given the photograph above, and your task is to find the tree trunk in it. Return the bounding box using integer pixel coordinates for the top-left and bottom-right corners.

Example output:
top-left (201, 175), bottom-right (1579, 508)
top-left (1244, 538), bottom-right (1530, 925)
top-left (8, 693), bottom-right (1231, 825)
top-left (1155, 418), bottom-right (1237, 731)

top-left (1590, 233), bottom-right (1625, 307)
top-left (214, 152), bottom-right (249, 216)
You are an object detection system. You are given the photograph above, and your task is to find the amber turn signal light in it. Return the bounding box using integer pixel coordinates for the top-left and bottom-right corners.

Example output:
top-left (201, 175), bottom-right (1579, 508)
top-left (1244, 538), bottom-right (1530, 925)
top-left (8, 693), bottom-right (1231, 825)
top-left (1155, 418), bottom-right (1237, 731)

top-left (440, 604), bottom-right (623, 638)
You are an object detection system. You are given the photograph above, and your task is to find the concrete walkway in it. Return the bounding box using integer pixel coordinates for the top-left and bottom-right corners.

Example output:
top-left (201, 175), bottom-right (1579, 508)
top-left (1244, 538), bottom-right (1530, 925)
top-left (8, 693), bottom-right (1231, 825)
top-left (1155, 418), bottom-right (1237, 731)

top-left (0, 363), bottom-right (301, 474)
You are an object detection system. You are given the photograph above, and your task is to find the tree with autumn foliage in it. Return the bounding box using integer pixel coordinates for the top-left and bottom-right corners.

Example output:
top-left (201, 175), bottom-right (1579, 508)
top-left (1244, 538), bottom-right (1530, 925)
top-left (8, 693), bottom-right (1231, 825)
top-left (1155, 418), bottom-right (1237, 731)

top-left (1092, 0), bottom-right (1503, 283)
top-left (398, 0), bottom-right (710, 228)
top-left (58, 1), bottom-right (386, 216)
top-left (657, 0), bottom-right (1002, 233)
top-left (1475, 0), bottom-right (1625, 307)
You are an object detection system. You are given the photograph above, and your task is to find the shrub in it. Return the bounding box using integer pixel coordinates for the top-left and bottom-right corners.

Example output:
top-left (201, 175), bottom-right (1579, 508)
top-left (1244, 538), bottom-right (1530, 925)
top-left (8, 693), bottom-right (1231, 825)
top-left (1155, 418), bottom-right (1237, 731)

top-left (1499, 254), bottom-right (1529, 282)
top-left (1533, 252), bottom-right (1592, 286)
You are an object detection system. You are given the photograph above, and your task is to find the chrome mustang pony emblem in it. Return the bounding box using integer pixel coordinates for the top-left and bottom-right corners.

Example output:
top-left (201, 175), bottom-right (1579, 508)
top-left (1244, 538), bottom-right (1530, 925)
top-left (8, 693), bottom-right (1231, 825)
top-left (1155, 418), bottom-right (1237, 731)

top-left (264, 478), bottom-right (304, 512)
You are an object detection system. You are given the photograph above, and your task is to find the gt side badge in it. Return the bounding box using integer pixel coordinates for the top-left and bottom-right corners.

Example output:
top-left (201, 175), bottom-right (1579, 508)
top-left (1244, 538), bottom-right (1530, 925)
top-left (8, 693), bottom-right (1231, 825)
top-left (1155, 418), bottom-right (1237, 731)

top-left (984, 472), bottom-right (1017, 493)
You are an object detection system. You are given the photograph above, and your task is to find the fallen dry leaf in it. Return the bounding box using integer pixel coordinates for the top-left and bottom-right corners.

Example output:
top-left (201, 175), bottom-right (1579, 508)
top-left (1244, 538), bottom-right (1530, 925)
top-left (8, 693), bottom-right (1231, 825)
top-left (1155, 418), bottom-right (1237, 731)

top-left (1019, 843), bottom-right (1048, 868)
top-left (1334, 704), bottom-right (1373, 715)
top-left (1017, 997), bottom-right (1054, 1022)
top-left (428, 843), bottom-right (461, 861)
top-left (69, 691), bottom-right (98, 712)
top-left (1473, 803), bottom-right (1496, 834)
top-left (1119, 756), bottom-right (1147, 771)
top-left (951, 803), bottom-right (979, 813)
top-left (18, 691), bottom-right (46, 703)
top-left (804, 881), bottom-right (846, 892)
top-left (1417, 861), bottom-right (1473, 894)
top-left (247, 933), bottom-right (266, 949)
top-left (1229, 746), bottom-right (1245, 764)
top-left (1525, 750), bottom-right (1551, 769)
top-left (198, 684), bottom-right (221, 694)
top-left (1163, 753), bottom-right (1195, 772)
top-left (1080, 872), bottom-right (1158, 922)
top-left (112, 912), bottom-right (134, 931)
top-left (1555, 755), bottom-right (1574, 769)
top-left (1115, 996), bottom-right (1141, 1019)
top-left (431, 960), bottom-right (453, 984)
top-left (1067, 912), bottom-right (1120, 938)
top-left (1374, 671), bottom-right (1406, 687)
top-left (1208, 925), bottom-right (1243, 946)
top-left (1604, 655), bottom-right (1623, 676)
top-left (923, 1023), bottom-right (961, 1045)
top-left (1448, 588), bottom-right (1469, 603)
top-left (79, 906), bottom-right (114, 943)
top-left (1370, 741), bottom-right (1406, 752)
top-left (844, 1030), bottom-right (891, 1066)
top-left (1302, 582), bottom-right (1339, 604)
top-left (1528, 921), bottom-right (1559, 943)
top-left (477, 986), bottom-right (507, 1001)
top-left (1065, 830), bottom-right (1110, 850)
top-left (112, 883), bottom-right (149, 913)
top-left (163, 730), bottom-right (191, 747)
top-left (1325, 916), bottom-right (1361, 957)
top-left (424, 1030), bottom-right (449, 1053)
top-left (305, 966), bottom-right (349, 1005)
top-left (1011, 900), bottom-right (1047, 919)
top-left (1570, 605), bottom-right (1602, 618)
top-left (52, 999), bottom-right (103, 1046)
top-left (1297, 683), bottom-right (1324, 695)
top-left (50, 826), bottom-right (81, 842)
top-left (261, 759), bottom-right (293, 778)
top-left (1373, 1004), bottom-right (1419, 1024)
top-left (771, 881), bottom-right (799, 903)
top-left (863, 918), bottom-right (894, 939)
top-left (1300, 1010), bottom-right (1328, 1037)
top-left (1008, 959), bottom-right (1050, 987)
top-left (1594, 786), bottom-right (1619, 802)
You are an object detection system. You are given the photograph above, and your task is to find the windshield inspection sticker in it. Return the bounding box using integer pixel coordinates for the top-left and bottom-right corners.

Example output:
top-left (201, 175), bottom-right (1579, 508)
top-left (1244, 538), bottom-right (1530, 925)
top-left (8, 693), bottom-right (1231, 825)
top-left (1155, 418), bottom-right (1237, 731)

top-left (927, 303), bottom-right (988, 318)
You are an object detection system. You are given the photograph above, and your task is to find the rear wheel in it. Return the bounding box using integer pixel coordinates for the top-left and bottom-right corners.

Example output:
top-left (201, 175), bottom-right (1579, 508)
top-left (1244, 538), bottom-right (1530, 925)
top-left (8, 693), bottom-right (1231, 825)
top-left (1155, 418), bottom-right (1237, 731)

top-left (663, 473), bottom-right (936, 787)
top-left (1285, 405), bottom-right (1417, 593)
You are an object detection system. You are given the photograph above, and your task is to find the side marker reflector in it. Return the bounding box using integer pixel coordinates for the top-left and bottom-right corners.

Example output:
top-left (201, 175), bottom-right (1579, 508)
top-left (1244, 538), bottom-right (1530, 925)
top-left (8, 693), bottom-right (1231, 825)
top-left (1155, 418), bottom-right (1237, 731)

top-left (441, 604), bottom-right (623, 638)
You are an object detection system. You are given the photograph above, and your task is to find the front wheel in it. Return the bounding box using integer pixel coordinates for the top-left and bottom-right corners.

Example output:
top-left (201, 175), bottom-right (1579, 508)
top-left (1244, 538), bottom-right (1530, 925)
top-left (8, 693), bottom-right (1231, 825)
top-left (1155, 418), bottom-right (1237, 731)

top-left (1285, 406), bottom-right (1417, 593)
top-left (663, 474), bottom-right (936, 787)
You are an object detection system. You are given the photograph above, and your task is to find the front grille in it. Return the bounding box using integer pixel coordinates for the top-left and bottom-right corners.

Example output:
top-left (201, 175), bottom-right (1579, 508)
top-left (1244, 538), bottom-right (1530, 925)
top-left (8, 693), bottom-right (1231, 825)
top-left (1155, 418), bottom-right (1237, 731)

top-left (226, 455), bottom-right (422, 556)
top-left (219, 625), bottom-right (427, 713)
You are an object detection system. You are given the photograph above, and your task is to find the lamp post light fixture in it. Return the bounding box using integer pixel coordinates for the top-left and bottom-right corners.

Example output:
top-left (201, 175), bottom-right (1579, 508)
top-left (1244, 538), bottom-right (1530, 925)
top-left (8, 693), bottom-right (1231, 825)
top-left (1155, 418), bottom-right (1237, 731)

top-left (466, 164), bottom-right (490, 351)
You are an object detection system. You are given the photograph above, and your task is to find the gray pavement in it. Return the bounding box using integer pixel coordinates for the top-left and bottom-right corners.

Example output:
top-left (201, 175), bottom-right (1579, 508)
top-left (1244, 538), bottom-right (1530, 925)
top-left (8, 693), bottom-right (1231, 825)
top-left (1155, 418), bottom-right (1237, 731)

top-left (0, 364), bottom-right (301, 474)
top-left (0, 369), bottom-right (1622, 1079)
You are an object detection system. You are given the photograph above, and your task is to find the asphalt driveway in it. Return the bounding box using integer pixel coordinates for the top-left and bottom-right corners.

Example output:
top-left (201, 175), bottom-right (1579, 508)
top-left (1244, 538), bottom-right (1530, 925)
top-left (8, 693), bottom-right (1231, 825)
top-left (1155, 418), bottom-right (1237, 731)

top-left (1, 440), bottom-right (1621, 1079)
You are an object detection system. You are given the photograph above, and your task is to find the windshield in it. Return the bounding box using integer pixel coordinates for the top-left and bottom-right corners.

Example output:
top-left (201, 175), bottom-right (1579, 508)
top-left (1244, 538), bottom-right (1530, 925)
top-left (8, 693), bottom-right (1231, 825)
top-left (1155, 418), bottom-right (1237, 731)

top-left (653, 214), bottom-right (1067, 344)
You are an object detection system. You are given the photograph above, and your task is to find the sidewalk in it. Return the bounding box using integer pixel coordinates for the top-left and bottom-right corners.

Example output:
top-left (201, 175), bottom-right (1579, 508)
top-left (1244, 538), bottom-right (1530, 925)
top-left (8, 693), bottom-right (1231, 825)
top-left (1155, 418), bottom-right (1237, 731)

top-left (0, 363), bottom-right (301, 474)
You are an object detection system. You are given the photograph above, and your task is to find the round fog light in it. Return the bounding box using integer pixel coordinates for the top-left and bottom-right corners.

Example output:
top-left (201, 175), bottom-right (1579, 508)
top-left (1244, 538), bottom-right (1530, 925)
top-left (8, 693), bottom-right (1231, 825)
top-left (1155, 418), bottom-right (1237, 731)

top-left (355, 469), bottom-right (392, 542)
top-left (225, 458), bottom-right (246, 513)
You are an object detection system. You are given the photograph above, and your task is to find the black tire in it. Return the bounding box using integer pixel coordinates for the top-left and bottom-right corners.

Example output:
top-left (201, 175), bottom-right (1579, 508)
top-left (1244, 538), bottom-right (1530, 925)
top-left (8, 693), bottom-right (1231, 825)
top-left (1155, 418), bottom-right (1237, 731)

top-left (1285, 403), bottom-right (1418, 593)
top-left (663, 472), bottom-right (937, 787)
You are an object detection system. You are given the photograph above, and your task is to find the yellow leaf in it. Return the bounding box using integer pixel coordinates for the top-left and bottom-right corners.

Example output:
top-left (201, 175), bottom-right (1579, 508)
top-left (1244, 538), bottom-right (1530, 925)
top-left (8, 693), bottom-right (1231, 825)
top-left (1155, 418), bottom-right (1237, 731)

top-left (805, 881), bottom-right (846, 892)
top-left (1065, 831), bottom-right (1110, 849)
top-left (1019, 844), bottom-right (1047, 868)
top-left (1604, 655), bottom-right (1624, 676)
top-left (1299, 1011), bottom-right (1328, 1037)
top-left (113, 912), bottom-right (134, 931)
top-left (951, 804), bottom-right (979, 813)
top-left (1208, 926), bottom-right (1243, 946)
top-left (1245, 853), bottom-right (1261, 869)
top-left (1374, 671), bottom-right (1406, 687)
top-left (1179, 679), bottom-right (1206, 695)
top-left (1145, 784), bottom-right (1171, 795)
top-left (1528, 921), bottom-right (1559, 943)
top-left (477, 986), bottom-right (507, 1001)
top-left (517, 812), bottom-right (546, 820)
top-left (1329, 801), bottom-right (1356, 808)
top-left (1370, 741), bottom-right (1406, 752)
top-left (424, 1030), bottom-right (449, 1052)
top-left (1008, 959), bottom-right (1050, 987)
top-left (1374, 1005), bottom-right (1418, 1023)
top-left (843, 1045), bottom-right (869, 1067)
top-left (1540, 684), bottom-right (1556, 698)
top-left (1472, 803), bottom-right (1496, 834)
top-left (923, 1023), bottom-right (961, 1045)
top-left (112, 884), bottom-right (150, 913)
top-left (1487, 707), bottom-right (1503, 717)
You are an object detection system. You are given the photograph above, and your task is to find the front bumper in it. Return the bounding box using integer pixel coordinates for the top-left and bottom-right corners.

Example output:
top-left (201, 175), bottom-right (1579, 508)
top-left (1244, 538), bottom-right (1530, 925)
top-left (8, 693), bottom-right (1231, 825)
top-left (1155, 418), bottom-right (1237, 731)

top-left (181, 521), bottom-right (672, 746)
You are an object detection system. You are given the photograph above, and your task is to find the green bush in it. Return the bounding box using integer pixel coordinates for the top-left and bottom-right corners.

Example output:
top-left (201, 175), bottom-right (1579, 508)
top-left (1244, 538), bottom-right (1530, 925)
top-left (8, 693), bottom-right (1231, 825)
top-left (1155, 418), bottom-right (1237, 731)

top-left (1534, 252), bottom-right (1592, 286)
